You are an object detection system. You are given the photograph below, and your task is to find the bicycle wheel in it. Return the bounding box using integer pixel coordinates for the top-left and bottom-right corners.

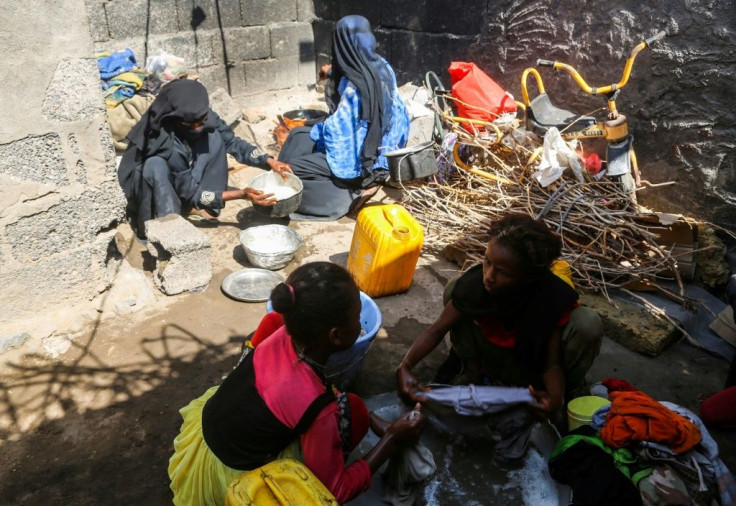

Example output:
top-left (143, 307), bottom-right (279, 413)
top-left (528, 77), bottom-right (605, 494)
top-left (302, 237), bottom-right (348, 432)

top-left (425, 71), bottom-right (451, 143)
top-left (606, 137), bottom-right (637, 204)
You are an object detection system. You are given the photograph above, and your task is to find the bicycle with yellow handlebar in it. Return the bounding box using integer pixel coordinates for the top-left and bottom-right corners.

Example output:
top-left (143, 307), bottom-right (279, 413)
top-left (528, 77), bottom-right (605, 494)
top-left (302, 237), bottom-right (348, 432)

top-left (519, 30), bottom-right (667, 201)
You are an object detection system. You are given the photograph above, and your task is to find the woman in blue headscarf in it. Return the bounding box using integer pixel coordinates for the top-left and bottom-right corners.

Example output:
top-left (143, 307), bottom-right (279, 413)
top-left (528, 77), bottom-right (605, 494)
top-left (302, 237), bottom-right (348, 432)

top-left (279, 15), bottom-right (410, 220)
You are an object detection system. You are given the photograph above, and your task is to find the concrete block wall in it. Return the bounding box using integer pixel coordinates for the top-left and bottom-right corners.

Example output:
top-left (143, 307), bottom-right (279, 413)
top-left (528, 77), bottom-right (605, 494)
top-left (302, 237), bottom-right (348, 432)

top-left (316, 0), bottom-right (736, 230)
top-left (0, 0), bottom-right (126, 343)
top-left (86, 0), bottom-right (318, 96)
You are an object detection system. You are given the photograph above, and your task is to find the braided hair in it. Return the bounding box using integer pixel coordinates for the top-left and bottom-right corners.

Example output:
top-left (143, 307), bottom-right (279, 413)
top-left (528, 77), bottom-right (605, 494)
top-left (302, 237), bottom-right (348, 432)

top-left (488, 213), bottom-right (562, 279)
top-left (270, 262), bottom-right (359, 347)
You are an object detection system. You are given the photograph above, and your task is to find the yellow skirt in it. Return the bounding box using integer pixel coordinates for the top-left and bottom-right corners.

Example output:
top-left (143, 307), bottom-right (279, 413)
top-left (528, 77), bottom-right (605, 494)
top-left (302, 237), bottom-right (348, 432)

top-left (169, 387), bottom-right (304, 505)
top-left (168, 386), bottom-right (243, 506)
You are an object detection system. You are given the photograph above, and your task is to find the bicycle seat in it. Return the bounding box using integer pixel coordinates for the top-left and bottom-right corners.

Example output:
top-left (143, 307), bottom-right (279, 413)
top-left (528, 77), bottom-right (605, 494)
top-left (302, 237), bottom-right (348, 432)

top-left (526, 93), bottom-right (596, 136)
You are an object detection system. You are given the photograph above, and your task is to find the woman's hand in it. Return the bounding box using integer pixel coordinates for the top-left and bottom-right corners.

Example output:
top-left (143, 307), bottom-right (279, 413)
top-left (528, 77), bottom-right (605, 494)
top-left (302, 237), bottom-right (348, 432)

top-left (243, 187), bottom-right (277, 206)
top-left (363, 403), bottom-right (427, 473)
top-left (527, 385), bottom-right (562, 421)
top-left (385, 403), bottom-right (426, 446)
top-left (318, 64), bottom-right (332, 80)
top-left (397, 363), bottom-right (428, 405)
top-left (266, 157), bottom-right (292, 179)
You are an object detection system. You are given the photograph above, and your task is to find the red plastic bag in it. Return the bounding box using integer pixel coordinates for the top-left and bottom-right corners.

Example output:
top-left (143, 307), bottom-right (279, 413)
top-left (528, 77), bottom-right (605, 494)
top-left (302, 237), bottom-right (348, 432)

top-left (449, 62), bottom-right (516, 131)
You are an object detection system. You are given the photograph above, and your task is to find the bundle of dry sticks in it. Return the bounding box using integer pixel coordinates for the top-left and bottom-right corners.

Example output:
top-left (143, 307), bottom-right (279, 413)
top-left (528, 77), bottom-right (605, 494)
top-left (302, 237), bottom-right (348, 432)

top-left (400, 114), bottom-right (695, 298)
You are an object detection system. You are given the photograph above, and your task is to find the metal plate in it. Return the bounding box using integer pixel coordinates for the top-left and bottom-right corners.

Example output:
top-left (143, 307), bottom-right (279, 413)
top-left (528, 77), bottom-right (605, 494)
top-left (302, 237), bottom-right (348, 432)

top-left (221, 268), bottom-right (284, 302)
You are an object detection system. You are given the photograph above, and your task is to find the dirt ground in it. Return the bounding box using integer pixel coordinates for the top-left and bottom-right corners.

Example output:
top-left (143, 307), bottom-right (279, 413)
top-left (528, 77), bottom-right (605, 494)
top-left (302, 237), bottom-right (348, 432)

top-left (0, 87), bottom-right (734, 505)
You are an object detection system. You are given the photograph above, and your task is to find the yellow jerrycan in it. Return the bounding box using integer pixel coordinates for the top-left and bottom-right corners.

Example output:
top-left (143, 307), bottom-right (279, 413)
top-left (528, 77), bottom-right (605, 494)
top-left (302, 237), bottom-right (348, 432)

top-left (225, 459), bottom-right (338, 506)
top-left (347, 204), bottom-right (424, 297)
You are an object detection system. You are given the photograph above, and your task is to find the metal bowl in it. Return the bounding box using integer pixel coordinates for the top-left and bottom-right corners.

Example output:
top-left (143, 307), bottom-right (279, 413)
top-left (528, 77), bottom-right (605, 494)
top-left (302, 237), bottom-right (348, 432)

top-left (239, 224), bottom-right (302, 270)
top-left (248, 171), bottom-right (304, 218)
top-left (283, 109), bottom-right (328, 127)
top-left (221, 268), bottom-right (284, 302)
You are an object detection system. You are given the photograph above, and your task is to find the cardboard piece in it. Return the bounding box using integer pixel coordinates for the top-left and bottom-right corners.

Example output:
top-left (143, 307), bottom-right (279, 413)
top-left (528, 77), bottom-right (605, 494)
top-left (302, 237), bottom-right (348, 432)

top-left (709, 305), bottom-right (736, 349)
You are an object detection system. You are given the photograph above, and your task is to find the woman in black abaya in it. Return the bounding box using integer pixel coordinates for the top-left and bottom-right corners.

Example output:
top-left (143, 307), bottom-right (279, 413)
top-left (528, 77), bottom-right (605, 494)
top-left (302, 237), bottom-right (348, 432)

top-left (117, 79), bottom-right (291, 238)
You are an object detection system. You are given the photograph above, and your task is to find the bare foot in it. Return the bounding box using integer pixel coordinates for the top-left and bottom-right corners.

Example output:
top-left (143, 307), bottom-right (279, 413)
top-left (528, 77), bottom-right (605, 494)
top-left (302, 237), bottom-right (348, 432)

top-left (347, 186), bottom-right (380, 217)
top-left (369, 411), bottom-right (391, 437)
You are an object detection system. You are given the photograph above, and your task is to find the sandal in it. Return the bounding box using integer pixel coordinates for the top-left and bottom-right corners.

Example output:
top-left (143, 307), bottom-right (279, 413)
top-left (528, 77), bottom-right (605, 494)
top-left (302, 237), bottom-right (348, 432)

top-left (186, 209), bottom-right (219, 223)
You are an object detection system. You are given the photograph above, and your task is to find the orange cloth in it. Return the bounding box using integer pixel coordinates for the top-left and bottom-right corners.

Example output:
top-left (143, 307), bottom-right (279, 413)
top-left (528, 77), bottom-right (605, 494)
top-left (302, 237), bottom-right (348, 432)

top-left (600, 390), bottom-right (701, 453)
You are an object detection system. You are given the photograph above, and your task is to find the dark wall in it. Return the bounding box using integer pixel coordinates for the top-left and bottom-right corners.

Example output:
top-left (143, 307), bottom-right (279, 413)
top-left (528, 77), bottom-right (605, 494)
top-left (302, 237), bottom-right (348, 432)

top-left (316, 0), bottom-right (736, 230)
top-left (313, 0), bottom-right (481, 85)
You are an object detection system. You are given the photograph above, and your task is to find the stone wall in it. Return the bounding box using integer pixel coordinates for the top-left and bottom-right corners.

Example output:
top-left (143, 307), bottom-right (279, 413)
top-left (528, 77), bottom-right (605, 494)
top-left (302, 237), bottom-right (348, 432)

top-left (0, 0), bottom-right (126, 346)
top-left (316, 0), bottom-right (736, 229)
top-left (0, 0), bottom-right (322, 354)
top-left (86, 0), bottom-right (318, 96)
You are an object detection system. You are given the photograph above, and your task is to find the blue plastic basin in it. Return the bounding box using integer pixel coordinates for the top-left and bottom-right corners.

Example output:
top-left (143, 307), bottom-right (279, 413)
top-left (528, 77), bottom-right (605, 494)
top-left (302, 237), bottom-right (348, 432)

top-left (266, 291), bottom-right (381, 391)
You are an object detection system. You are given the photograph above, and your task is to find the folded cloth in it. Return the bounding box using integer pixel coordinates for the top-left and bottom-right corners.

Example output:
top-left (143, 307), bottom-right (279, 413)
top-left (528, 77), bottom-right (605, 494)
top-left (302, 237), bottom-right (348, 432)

top-left (96, 48), bottom-right (138, 80)
top-left (106, 70), bottom-right (146, 90)
top-left (601, 391), bottom-right (702, 453)
top-left (602, 377), bottom-right (638, 393)
top-left (422, 385), bottom-right (536, 461)
top-left (103, 70), bottom-right (148, 108)
top-left (106, 93), bottom-right (155, 149)
top-left (104, 85), bottom-right (136, 108)
top-left (422, 385), bottom-right (534, 417)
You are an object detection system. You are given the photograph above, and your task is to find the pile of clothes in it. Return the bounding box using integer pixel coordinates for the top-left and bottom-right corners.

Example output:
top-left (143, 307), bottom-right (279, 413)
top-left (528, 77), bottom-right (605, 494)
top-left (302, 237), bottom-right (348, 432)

top-left (94, 48), bottom-right (167, 150)
top-left (549, 379), bottom-right (736, 505)
top-left (95, 48), bottom-right (162, 108)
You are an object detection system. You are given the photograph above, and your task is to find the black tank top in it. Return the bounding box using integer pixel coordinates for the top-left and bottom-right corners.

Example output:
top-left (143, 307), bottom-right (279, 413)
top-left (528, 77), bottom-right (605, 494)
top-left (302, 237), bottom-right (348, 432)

top-left (202, 351), bottom-right (334, 470)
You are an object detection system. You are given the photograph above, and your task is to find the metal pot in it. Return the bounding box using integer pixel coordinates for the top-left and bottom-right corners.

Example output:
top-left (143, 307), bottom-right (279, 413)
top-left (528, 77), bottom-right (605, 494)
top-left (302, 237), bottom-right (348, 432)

top-left (247, 171), bottom-right (304, 218)
top-left (282, 109), bottom-right (328, 127)
top-left (385, 141), bottom-right (439, 185)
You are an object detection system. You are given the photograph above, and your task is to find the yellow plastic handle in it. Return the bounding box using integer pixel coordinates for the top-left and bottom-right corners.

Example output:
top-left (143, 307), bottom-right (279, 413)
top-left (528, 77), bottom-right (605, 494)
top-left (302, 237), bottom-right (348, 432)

top-left (382, 205), bottom-right (398, 227)
top-left (262, 472), bottom-right (292, 505)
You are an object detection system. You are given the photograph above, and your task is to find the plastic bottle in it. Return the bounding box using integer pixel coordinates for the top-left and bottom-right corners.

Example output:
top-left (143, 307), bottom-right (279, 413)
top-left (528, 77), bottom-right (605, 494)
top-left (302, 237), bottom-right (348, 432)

top-left (347, 204), bottom-right (424, 297)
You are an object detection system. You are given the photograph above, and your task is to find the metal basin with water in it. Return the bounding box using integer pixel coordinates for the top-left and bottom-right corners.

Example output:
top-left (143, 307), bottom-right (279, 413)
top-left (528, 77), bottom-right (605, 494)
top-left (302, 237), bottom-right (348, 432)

top-left (346, 392), bottom-right (571, 505)
top-left (239, 224), bottom-right (302, 271)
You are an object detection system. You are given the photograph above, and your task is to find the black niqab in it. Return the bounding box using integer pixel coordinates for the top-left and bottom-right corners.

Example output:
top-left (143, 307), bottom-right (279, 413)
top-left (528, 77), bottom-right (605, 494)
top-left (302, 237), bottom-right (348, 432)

top-left (126, 79), bottom-right (215, 158)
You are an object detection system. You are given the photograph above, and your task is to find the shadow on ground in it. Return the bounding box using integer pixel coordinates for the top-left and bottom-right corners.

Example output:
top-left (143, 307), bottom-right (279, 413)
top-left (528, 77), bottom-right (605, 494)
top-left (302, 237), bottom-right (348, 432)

top-left (1, 278), bottom-right (734, 504)
top-left (0, 324), bottom-right (246, 505)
